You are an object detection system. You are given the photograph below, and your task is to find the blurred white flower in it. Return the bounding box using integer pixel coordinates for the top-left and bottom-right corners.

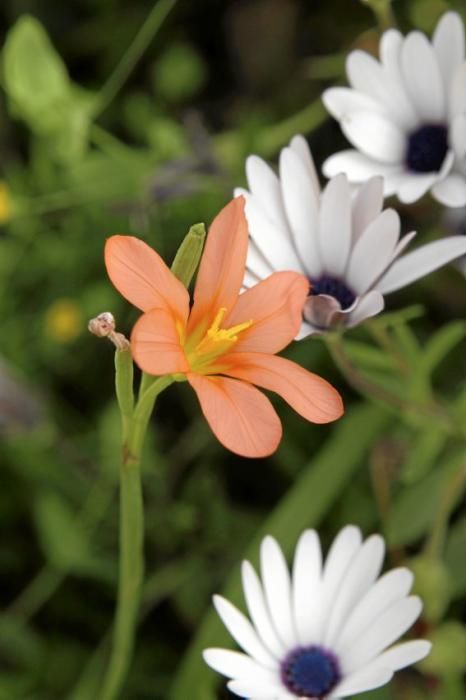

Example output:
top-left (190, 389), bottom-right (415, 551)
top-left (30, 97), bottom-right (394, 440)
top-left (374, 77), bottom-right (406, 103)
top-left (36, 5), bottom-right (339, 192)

top-left (323, 12), bottom-right (466, 207)
top-left (236, 136), bottom-right (466, 337)
top-left (204, 527), bottom-right (431, 699)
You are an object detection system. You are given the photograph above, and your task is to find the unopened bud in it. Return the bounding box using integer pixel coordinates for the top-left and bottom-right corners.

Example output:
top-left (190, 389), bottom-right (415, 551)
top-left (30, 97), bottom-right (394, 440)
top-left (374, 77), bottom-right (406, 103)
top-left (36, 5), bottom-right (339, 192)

top-left (88, 312), bottom-right (130, 350)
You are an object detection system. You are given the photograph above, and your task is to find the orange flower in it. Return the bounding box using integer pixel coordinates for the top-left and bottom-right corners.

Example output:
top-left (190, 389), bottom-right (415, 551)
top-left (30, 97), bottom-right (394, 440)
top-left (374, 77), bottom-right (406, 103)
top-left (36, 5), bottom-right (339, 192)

top-left (105, 197), bottom-right (343, 457)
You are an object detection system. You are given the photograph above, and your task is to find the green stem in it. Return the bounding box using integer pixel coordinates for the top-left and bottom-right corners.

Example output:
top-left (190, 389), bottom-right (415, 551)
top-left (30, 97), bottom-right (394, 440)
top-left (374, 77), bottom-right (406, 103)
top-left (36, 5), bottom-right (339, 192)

top-left (98, 375), bottom-right (173, 700)
top-left (360, 0), bottom-right (396, 31)
top-left (93, 0), bottom-right (177, 119)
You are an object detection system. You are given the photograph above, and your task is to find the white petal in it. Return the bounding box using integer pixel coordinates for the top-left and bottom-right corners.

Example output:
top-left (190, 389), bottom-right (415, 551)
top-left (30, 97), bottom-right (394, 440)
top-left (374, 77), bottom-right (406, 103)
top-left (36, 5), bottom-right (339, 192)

top-left (331, 661), bottom-right (393, 697)
top-left (346, 291), bottom-right (385, 328)
top-left (227, 679), bottom-right (288, 699)
top-left (289, 134), bottom-right (321, 199)
top-left (243, 269), bottom-right (260, 289)
top-left (322, 87), bottom-right (384, 120)
top-left (213, 596), bottom-right (276, 667)
top-left (377, 235), bottom-right (466, 293)
top-left (340, 596), bottom-right (423, 674)
top-left (318, 174), bottom-right (352, 276)
top-left (397, 173), bottom-right (438, 204)
top-left (242, 561), bottom-right (285, 658)
top-left (292, 529), bottom-right (323, 645)
top-left (336, 568), bottom-right (414, 652)
top-left (324, 535), bottom-right (385, 648)
top-left (341, 111), bottom-right (405, 164)
top-left (347, 48), bottom-right (417, 130)
top-left (244, 196), bottom-right (303, 272)
top-left (347, 209), bottom-right (400, 294)
top-left (432, 173), bottom-right (466, 207)
top-left (433, 11), bottom-right (465, 95)
top-left (450, 62), bottom-right (466, 117)
top-left (246, 238), bottom-right (275, 280)
top-left (295, 320), bottom-right (319, 339)
top-left (202, 648), bottom-right (276, 684)
top-left (323, 149), bottom-right (399, 182)
top-left (279, 146), bottom-right (322, 277)
top-left (351, 176), bottom-right (384, 244)
top-left (312, 526), bottom-right (362, 643)
top-left (401, 31), bottom-right (445, 121)
top-left (375, 639), bottom-right (432, 671)
top-left (450, 113), bottom-right (466, 160)
top-left (245, 156), bottom-right (288, 230)
top-left (261, 536), bottom-right (297, 648)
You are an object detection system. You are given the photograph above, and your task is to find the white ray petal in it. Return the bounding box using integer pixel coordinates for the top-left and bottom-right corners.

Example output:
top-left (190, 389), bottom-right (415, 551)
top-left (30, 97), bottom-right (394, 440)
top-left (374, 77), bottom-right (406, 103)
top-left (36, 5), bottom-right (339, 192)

top-left (242, 560), bottom-right (286, 658)
top-left (450, 63), bottom-right (466, 117)
top-left (323, 150), bottom-right (401, 184)
top-left (346, 291), bottom-right (385, 328)
top-left (323, 87), bottom-right (385, 120)
top-left (279, 146), bottom-right (322, 277)
top-left (202, 648), bottom-right (277, 684)
top-left (289, 134), bottom-right (321, 199)
top-left (311, 526), bottom-right (362, 643)
top-left (213, 595), bottom-right (276, 667)
top-left (375, 639), bottom-right (432, 671)
top-left (340, 596), bottom-right (423, 674)
top-left (227, 678), bottom-right (290, 699)
top-left (401, 31), bottom-right (445, 121)
top-left (433, 11), bottom-right (465, 95)
top-left (350, 176), bottom-right (384, 244)
top-left (243, 196), bottom-right (303, 272)
top-left (377, 236), bottom-right (466, 293)
top-left (295, 320), bottom-right (319, 339)
top-left (340, 111), bottom-right (405, 164)
top-left (335, 568), bottom-right (414, 652)
top-left (261, 536), bottom-right (297, 649)
top-left (245, 155), bottom-right (289, 230)
top-left (331, 661), bottom-right (393, 697)
top-left (292, 529), bottom-right (323, 644)
top-left (347, 47), bottom-right (417, 130)
top-left (347, 209), bottom-right (400, 294)
top-left (318, 174), bottom-right (352, 276)
top-left (246, 237), bottom-right (275, 280)
top-left (432, 173), bottom-right (466, 207)
top-left (324, 535), bottom-right (385, 647)
top-left (397, 173), bottom-right (438, 204)
top-left (450, 113), bottom-right (466, 160)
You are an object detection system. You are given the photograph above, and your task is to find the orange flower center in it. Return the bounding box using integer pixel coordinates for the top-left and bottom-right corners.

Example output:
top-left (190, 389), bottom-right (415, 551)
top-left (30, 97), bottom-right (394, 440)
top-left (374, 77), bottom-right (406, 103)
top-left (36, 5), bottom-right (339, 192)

top-left (185, 307), bottom-right (252, 373)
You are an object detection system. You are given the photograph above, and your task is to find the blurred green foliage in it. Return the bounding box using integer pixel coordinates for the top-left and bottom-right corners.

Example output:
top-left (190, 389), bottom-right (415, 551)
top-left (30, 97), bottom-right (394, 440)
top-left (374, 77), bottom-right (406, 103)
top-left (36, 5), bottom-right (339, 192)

top-left (0, 0), bottom-right (465, 699)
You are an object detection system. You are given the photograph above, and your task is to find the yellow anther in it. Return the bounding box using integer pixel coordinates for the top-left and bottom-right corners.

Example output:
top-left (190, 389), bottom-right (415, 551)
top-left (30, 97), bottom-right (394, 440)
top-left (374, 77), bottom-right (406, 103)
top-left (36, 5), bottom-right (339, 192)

top-left (192, 307), bottom-right (254, 365)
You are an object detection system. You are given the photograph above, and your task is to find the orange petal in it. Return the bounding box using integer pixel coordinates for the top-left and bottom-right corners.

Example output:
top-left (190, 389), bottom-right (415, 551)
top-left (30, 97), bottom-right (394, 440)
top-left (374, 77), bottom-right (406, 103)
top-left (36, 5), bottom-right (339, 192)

top-left (224, 353), bottom-right (344, 424)
top-left (224, 271), bottom-right (309, 354)
top-left (105, 235), bottom-right (190, 319)
top-left (187, 373), bottom-right (282, 457)
top-left (131, 308), bottom-right (189, 375)
top-left (188, 197), bottom-right (248, 334)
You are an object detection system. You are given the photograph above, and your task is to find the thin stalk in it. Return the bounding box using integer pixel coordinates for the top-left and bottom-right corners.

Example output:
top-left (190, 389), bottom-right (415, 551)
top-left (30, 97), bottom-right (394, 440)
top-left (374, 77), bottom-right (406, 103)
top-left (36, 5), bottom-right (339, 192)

top-left (360, 0), bottom-right (396, 31)
top-left (93, 0), bottom-right (177, 119)
top-left (425, 463), bottom-right (466, 560)
top-left (98, 375), bottom-right (173, 700)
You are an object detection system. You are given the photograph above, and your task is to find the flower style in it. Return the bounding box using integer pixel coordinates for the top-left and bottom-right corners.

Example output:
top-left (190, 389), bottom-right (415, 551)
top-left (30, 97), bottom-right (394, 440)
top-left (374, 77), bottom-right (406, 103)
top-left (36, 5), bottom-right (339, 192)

top-left (322, 12), bottom-right (466, 206)
top-left (237, 135), bottom-right (466, 337)
top-left (204, 527), bottom-right (431, 699)
top-left (105, 197), bottom-right (343, 458)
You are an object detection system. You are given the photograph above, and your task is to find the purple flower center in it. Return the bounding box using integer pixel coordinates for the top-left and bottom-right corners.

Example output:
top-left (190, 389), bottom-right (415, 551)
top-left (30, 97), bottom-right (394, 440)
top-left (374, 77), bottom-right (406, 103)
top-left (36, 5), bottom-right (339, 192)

top-left (309, 275), bottom-right (356, 310)
top-left (280, 645), bottom-right (341, 698)
top-left (406, 124), bottom-right (448, 173)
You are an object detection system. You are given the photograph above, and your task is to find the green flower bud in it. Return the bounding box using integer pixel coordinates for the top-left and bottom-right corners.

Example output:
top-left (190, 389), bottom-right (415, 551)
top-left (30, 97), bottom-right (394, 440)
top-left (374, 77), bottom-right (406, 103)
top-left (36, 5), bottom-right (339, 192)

top-left (419, 621), bottom-right (466, 676)
top-left (410, 555), bottom-right (452, 623)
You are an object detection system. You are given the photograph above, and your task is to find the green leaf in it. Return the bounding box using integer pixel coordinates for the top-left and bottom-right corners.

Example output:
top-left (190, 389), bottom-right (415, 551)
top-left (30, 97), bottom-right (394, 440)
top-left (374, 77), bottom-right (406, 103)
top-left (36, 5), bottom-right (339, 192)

top-left (169, 403), bottom-right (391, 700)
top-left (401, 426), bottom-right (448, 484)
top-left (386, 451), bottom-right (465, 547)
top-left (344, 340), bottom-right (395, 372)
top-left (2, 15), bottom-right (71, 130)
top-left (34, 492), bottom-right (90, 571)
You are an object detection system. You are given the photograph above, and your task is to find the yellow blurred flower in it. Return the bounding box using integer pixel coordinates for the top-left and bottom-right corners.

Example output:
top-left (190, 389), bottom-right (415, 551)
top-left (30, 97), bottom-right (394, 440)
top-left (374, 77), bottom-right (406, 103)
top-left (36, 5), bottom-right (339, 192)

top-left (0, 182), bottom-right (12, 224)
top-left (45, 299), bottom-right (83, 343)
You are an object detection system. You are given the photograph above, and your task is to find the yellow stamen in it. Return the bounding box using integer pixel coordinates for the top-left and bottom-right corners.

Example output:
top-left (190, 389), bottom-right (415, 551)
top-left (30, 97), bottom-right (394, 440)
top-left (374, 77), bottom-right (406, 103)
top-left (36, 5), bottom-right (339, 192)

top-left (188, 307), bottom-right (253, 372)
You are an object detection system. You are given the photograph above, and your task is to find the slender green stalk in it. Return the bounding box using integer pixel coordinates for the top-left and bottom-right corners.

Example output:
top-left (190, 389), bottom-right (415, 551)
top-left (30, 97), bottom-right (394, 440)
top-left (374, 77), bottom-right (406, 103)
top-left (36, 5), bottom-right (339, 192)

top-left (93, 0), bottom-right (177, 118)
top-left (360, 0), bottom-right (396, 31)
top-left (425, 462), bottom-right (466, 560)
top-left (98, 375), bottom-right (173, 700)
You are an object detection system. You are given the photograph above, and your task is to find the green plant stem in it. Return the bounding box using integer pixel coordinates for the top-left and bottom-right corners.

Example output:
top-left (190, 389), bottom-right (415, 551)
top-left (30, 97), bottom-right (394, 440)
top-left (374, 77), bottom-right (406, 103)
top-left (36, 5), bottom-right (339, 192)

top-left (255, 97), bottom-right (327, 156)
top-left (98, 375), bottom-right (173, 700)
top-left (93, 0), bottom-right (177, 119)
top-left (360, 0), bottom-right (396, 31)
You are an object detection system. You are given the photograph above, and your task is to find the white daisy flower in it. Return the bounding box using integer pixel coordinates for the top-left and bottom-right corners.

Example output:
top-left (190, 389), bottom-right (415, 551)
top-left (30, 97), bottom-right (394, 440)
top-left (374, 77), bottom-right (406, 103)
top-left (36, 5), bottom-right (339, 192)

top-left (203, 527), bottom-right (431, 699)
top-left (236, 135), bottom-right (466, 337)
top-left (322, 11), bottom-right (466, 207)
